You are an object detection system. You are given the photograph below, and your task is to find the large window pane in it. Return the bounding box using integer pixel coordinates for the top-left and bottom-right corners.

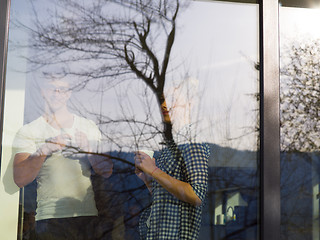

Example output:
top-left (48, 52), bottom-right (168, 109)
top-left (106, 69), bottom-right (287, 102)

top-left (280, 6), bottom-right (320, 240)
top-left (1, 0), bottom-right (259, 239)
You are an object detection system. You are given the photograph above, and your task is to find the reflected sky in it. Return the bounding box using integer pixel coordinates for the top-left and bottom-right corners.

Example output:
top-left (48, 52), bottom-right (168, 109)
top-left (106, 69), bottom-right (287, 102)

top-left (280, 6), bottom-right (320, 41)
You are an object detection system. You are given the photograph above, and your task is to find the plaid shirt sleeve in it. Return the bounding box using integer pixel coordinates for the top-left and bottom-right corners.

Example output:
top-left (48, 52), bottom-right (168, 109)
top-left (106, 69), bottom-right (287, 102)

top-left (139, 142), bottom-right (210, 240)
top-left (182, 143), bottom-right (210, 203)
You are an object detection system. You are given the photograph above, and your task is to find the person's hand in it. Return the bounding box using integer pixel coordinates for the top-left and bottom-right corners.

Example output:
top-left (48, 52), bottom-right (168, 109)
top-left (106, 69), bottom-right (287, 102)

top-left (135, 167), bottom-right (153, 184)
top-left (40, 133), bottom-right (71, 156)
top-left (134, 151), bottom-right (156, 176)
top-left (74, 130), bottom-right (91, 152)
top-left (89, 155), bottom-right (113, 178)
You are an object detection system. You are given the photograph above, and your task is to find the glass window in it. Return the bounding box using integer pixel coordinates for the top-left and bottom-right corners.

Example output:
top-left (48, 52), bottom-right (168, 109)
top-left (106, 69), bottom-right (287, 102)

top-left (1, 0), bottom-right (259, 239)
top-left (280, 5), bottom-right (320, 240)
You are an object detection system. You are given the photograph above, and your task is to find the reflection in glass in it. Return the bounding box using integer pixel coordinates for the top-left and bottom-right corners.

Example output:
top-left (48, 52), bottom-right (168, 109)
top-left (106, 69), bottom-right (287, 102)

top-left (2, 0), bottom-right (259, 239)
top-left (280, 6), bottom-right (320, 240)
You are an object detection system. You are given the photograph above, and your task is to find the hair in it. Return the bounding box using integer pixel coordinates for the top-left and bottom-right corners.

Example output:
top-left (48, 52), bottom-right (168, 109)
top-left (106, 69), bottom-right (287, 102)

top-left (29, 63), bottom-right (73, 91)
top-left (33, 71), bottom-right (72, 91)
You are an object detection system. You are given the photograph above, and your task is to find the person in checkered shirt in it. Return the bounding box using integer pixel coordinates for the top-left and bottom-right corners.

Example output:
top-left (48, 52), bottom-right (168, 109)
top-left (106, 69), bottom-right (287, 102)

top-left (135, 142), bottom-right (210, 240)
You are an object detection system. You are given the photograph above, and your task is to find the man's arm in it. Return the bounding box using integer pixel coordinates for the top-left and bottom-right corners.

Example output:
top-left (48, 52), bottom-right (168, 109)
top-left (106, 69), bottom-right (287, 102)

top-left (13, 134), bottom-right (70, 188)
top-left (135, 144), bottom-right (209, 207)
top-left (14, 152), bottom-right (46, 188)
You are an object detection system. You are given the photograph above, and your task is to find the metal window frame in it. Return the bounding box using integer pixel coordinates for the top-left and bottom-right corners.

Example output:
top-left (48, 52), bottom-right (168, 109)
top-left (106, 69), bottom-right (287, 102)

top-left (259, 1), bottom-right (281, 240)
top-left (0, 0), bottom-right (11, 174)
top-left (0, 0), bottom-right (282, 239)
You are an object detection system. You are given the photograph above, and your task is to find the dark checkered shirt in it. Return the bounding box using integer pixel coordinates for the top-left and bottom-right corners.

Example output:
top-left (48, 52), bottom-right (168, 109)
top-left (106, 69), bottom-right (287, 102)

top-left (139, 142), bottom-right (210, 239)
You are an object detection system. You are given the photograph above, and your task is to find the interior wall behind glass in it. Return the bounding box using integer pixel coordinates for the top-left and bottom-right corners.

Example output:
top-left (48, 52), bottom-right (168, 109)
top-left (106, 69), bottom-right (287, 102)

top-left (1, 0), bottom-right (259, 239)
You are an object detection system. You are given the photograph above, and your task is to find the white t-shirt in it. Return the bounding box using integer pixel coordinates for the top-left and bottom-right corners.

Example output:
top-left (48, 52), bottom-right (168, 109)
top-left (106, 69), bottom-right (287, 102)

top-left (13, 115), bottom-right (101, 221)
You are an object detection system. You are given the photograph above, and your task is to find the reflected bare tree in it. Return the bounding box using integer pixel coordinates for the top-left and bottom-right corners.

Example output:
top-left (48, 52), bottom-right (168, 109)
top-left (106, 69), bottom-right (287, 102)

top-left (280, 39), bottom-right (320, 239)
top-left (280, 39), bottom-right (320, 152)
top-left (22, 0), bottom-right (189, 145)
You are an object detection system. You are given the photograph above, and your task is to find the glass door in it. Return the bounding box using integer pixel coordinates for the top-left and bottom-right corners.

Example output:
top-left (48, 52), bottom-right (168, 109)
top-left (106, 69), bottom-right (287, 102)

top-left (1, 0), bottom-right (260, 239)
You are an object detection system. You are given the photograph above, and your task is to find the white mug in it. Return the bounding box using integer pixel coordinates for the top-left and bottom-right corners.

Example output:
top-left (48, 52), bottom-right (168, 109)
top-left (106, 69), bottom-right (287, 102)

top-left (138, 149), bottom-right (154, 159)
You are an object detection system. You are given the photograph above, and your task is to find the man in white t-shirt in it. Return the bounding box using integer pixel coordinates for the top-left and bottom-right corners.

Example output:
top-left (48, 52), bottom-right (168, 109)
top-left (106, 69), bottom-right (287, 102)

top-left (13, 78), bottom-right (113, 239)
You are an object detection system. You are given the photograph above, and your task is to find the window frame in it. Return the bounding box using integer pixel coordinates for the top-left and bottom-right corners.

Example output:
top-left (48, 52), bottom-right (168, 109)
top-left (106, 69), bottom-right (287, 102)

top-left (259, 1), bottom-right (281, 240)
top-left (0, 0), bottom-right (10, 171)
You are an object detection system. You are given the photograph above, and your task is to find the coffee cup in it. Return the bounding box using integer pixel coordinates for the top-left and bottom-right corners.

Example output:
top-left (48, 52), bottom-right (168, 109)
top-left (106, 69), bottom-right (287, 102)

top-left (138, 149), bottom-right (154, 159)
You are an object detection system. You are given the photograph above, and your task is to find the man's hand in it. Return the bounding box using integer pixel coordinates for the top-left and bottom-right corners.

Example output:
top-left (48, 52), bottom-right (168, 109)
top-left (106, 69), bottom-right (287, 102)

top-left (41, 133), bottom-right (71, 156)
top-left (89, 155), bottom-right (113, 178)
top-left (75, 130), bottom-right (90, 152)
